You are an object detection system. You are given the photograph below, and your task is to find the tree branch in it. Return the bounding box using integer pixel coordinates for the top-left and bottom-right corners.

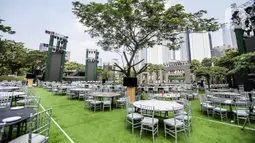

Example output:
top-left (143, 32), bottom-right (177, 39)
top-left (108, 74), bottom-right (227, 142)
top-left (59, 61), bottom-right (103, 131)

top-left (114, 63), bottom-right (127, 76)
top-left (136, 64), bottom-right (148, 76)
top-left (132, 66), bottom-right (137, 77)
top-left (123, 51), bottom-right (129, 65)
top-left (131, 59), bottom-right (144, 67)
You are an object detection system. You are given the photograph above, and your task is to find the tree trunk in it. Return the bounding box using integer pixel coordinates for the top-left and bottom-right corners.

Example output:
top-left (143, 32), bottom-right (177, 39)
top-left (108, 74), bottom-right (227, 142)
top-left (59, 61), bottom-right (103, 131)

top-left (207, 77), bottom-right (210, 91)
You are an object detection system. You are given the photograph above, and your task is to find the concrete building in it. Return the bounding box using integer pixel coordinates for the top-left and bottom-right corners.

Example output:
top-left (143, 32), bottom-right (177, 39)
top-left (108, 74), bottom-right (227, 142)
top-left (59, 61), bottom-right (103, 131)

top-left (221, 23), bottom-right (238, 49)
top-left (211, 45), bottom-right (234, 58)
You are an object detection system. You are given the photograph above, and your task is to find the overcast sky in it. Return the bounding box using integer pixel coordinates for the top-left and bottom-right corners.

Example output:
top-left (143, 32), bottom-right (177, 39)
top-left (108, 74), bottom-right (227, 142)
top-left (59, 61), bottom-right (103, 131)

top-left (0, 0), bottom-right (246, 64)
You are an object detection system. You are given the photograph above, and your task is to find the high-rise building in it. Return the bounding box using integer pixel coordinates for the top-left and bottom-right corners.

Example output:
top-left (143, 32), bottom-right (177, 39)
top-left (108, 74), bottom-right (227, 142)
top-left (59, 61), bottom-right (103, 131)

top-left (134, 31), bottom-right (213, 67)
top-left (221, 23), bottom-right (238, 49)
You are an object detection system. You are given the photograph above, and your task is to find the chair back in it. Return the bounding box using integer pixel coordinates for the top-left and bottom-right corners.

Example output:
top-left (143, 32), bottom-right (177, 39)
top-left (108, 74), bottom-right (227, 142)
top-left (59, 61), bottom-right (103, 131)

top-left (235, 100), bottom-right (248, 111)
top-left (25, 96), bottom-right (40, 112)
top-left (173, 107), bottom-right (185, 125)
top-left (0, 92), bottom-right (13, 108)
top-left (126, 101), bottom-right (135, 115)
top-left (28, 107), bottom-right (52, 143)
top-left (0, 122), bottom-right (6, 142)
top-left (140, 105), bottom-right (155, 123)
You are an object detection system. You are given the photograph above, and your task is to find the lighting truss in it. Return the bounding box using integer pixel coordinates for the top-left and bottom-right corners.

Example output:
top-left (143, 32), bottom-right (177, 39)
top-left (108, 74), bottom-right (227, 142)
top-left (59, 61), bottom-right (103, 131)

top-left (45, 30), bottom-right (69, 40)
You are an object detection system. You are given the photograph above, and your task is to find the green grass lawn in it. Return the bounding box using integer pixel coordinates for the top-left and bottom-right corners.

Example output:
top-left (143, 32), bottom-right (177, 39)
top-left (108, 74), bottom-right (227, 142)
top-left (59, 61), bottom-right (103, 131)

top-left (34, 87), bottom-right (255, 143)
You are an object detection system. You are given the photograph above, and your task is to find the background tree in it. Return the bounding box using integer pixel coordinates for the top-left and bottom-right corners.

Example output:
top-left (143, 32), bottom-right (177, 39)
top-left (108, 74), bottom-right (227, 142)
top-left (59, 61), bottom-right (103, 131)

top-left (26, 50), bottom-right (47, 73)
top-left (0, 40), bottom-right (27, 75)
top-left (211, 66), bottom-right (227, 84)
top-left (194, 67), bottom-right (211, 90)
top-left (190, 59), bottom-right (200, 73)
top-left (72, 0), bottom-right (219, 77)
top-left (217, 50), bottom-right (240, 87)
top-left (201, 57), bottom-right (212, 67)
top-left (233, 52), bottom-right (255, 74)
top-left (64, 62), bottom-right (85, 71)
top-left (0, 19), bottom-right (15, 36)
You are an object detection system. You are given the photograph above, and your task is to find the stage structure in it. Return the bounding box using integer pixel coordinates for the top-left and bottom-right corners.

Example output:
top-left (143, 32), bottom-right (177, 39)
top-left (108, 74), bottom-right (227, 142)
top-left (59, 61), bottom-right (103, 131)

top-left (43, 30), bottom-right (68, 82)
top-left (231, 0), bottom-right (255, 53)
top-left (85, 49), bottom-right (99, 81)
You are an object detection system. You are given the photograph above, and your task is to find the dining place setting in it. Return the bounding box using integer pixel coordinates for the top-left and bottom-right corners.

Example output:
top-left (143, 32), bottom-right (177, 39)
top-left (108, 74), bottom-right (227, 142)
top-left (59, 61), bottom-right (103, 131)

top-left (0, 86), bottom-right (52, 143)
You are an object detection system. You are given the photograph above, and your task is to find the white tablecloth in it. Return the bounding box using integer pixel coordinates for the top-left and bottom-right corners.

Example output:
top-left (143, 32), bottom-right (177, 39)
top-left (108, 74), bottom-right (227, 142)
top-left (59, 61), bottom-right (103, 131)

top-left (91, 92), bottom-right (121, 97)
top-left (0, 92), bottom-right (25, 97)
top-left (70, 88), bottom-right (91, 92)
top-left (0, 86), bottom-right (20, 91)
top-left (133, 100), bottom-right (183, 112)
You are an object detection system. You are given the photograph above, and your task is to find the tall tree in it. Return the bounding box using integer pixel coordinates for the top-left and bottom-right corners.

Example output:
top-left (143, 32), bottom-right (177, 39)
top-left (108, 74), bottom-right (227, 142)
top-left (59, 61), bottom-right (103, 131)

top-left (26, 50), bottom-right (47, 73)
top-left (233, 52), bottom-right (255, 74)
top-left (201, 57), bottom-right (212, 67)
top-left (72, 0), bottom-right (219, 77)
top-left (64, 62), bottom-right (85, 71)
top-left (190, 59), bottom-right (200, 73)
top-left (194, 67), bottom-right (211, 90)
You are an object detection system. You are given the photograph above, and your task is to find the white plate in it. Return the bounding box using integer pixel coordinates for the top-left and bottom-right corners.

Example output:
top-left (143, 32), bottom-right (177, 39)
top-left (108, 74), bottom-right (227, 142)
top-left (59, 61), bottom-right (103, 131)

top-left (10, 106), bottom-right (24, 110)
top-left (2, 116), bottom-right (21, 122)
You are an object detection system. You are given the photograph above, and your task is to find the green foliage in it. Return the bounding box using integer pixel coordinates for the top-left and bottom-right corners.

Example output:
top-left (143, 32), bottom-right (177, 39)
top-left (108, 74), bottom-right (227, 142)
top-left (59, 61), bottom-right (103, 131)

top-left (64, 62), bottom-right (85, 71)
top-left (233, 52), bottom-right (255, 74)
top-left (72, 0), bottom-right (218, 77)
top-left (190, 59), bottom-right (200, 73)
top-left (0, 75), bottom-right (25, 81)
top-left (168, 76), bottom-right (185, 81)
top-left (212, 56), bottom-right (219, 65)
top-left (0, 40), bottom-right (47, 75)
top-left (0, 19), bottom-right (15, 35)
top-left (217, 50), bottom-right (240, 75)
top-left (147, 63), bottom-right (164, 80)
top-left (201, 57), bottom-right (212, 67)
top-left (140, 93), bottom-right (149, 100)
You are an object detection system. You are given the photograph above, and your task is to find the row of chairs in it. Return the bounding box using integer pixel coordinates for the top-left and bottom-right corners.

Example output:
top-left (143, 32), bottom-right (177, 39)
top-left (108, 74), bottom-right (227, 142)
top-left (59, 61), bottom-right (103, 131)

top-left (126, 100), bottom-right (192, 143)
top-left (200, 95), bottom-right (254, 124)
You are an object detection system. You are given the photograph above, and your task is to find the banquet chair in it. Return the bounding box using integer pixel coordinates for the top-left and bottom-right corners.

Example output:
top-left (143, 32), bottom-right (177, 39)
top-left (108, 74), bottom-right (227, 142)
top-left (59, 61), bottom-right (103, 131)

top-left (78, 91), bottom-right (85, 100)
top-left (140, 105), bottom-right (159, 143)
top-left (25, 96), bottom-right (41, 112)
top-left (0, 122), bottom-right (6, 143)
top-left (0, 92), bottom-right (13, 108)
top-left (164, 107), bottom-right (187, 143)
top-left (51, 86), bottom-right (58, 95)
top-left (66, 89), bottom-right (76, 100)
top-left (83, 91), bottom-right (93, 109)
top-left (211, 99), bottom-right (227, 121)
top-left (233, 101), bottom-right (249, 125)
top-left (90, 97), bottom-right (102, 112)
top-left (8, 107), bottom-right (52, 143)
top-left (126, 102), bottom-right (143, 134)
top-left (102, 97), bottom-right (111, 111)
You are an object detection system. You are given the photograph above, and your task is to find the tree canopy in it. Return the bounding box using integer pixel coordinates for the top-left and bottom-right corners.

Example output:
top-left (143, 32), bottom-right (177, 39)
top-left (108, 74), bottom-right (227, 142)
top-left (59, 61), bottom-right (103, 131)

top-left (0, 19), bottom-right (15, 36)
top-left (64, 62), bottom-right (85, 71)
top-left (0, 19), bottom-right (47, 76)
top-left (72, 0), bottom-right (219, 77)
top-left (190, 59), bottom-right (200, 73)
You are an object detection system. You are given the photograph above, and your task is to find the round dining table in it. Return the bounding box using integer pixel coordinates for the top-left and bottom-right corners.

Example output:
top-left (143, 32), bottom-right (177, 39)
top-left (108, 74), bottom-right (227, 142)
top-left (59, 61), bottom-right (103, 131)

top-left (0, 86), bottom-right (20, 91)
top-left (213, 92), bottom-right (241, 97)
top-left (133, 99), bottom-right (183, 112)
top-left (133, 100), bottom-right (183, 118)
top-left (91, 92), bottom-right (121, 108)
top-left (153, 93), bottom-right (180, 99)
top-left (70, 88), bottom-right (92, 92)
top-left (0, 107), bottom-right (34, 141)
